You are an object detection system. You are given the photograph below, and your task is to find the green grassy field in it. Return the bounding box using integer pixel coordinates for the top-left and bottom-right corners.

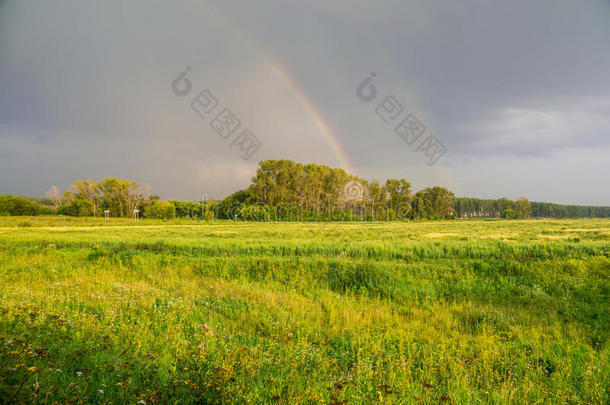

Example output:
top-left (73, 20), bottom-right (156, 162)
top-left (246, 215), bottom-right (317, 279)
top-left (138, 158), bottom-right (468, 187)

top-left (0, 217), bottom-right (608, 404)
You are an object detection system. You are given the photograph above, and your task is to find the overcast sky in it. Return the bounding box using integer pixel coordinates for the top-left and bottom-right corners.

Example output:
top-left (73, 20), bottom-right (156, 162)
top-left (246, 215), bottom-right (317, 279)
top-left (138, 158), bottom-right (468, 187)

top-left (1, 0), bottom-right (609, 205)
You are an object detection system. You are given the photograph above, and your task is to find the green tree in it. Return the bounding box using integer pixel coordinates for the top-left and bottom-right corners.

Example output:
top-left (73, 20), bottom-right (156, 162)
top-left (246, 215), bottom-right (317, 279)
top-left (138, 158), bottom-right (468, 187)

top-left (215, 190), bottom-right (248, 219)
top-left (97, 178), bottom-right (149, 217)
top-left (383, 179), bottom-right (412, 219)
top-left (70, 180), bottom-right (100, 217)
top-left (57, 199), bottom-right (94, 217)
top-left (0, 196), bottom-right (45, 216)
top-left (514, 197), bottom-right (531, 218)
top-left (239, 204), bottom-right (273, 221)
top-left (503, 208), bottom-right (517, 219)
top-left (412, 187), bottom-right (454, 219)
top-left (144, 201), bottom-right (176, 220)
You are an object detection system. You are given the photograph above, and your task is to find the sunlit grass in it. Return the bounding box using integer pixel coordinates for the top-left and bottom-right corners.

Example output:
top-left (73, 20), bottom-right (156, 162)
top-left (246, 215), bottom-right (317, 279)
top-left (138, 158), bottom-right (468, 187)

top-left (0, 218), bottom-right (608, 403)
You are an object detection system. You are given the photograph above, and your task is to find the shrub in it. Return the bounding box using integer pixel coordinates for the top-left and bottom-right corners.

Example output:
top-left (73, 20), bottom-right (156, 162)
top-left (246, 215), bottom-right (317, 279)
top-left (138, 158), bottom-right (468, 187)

top-left (0, 195), bottom-right (45, 216)
top-left (503, 208), bottom-right (517, 219)
top-left (203, 209), bottom-right (215, 221)
top-left (170, 200), bottom-right (215, 219)
top-left (57, 199), bottom-right (94, 217)
top-left (144, 201), bottom-right (176, 220)
top-left (239, 204), bottom-right (272, 222)
top-left (40, 206), bottom-right (53, 215)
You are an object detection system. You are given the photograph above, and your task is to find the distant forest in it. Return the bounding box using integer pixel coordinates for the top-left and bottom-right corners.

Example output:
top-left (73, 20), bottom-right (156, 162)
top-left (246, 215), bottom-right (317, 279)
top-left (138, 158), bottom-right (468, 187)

top-left (454, 198), bottom-right (610, 219)
top-left (1, 159), bottom-right (609, 219)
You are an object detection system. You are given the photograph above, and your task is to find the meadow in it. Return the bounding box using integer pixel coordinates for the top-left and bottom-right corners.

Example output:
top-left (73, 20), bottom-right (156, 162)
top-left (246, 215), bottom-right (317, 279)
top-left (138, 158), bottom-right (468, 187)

top-left (0, 217), bottom-right (608, 404)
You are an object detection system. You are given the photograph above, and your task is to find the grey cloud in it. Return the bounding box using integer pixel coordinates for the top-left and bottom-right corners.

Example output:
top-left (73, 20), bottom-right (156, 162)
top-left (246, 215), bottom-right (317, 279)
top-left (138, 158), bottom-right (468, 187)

top-left (1, 0), bottom-right (609, 204)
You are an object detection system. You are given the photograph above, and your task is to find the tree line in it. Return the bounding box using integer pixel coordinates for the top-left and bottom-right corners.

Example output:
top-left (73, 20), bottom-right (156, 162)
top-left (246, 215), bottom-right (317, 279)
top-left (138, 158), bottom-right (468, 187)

top-left (454, 197), bottom-right (610, 219)
top-left (1, 159), bottom-right (608, 219)
top-left (241, 160), bottom-right (454, 220)
top-left (42, 179), bottom-right (153, 218)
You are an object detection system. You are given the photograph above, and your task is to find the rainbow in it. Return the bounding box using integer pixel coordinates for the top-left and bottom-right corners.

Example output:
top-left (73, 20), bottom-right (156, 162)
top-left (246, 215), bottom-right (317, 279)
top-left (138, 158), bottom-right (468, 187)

top-left (200, 3), bottom-right (450, 186)
top-left (268, 61), bottom-right (356, 175)
top-left (201, 3), bottom-right (357, 175)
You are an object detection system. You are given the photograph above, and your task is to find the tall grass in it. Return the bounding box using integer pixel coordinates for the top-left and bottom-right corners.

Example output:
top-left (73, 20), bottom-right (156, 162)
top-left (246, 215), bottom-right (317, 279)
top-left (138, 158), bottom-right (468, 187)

top-left (0, 218), bottom-right (608, 403)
